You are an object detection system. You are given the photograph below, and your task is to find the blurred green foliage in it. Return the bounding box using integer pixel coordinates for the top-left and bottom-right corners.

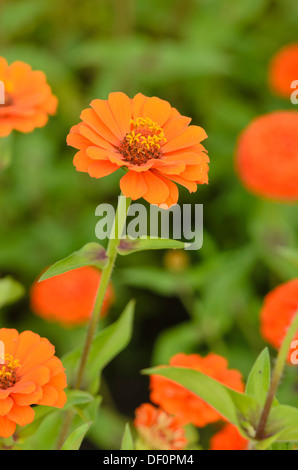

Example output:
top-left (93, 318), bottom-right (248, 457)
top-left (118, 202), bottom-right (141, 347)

top-left (0, 0), bottom-right (298, 450)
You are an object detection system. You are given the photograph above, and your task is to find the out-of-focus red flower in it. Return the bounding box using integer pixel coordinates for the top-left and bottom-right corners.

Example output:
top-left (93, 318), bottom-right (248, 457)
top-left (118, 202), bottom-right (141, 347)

top-left (150, 353), bottom-right (244, 427)
top-left (30, 266), bottom-right (114, 327)
top-left (236, 111), bottom-right (298, 201)
top-left (269, 44), bottom-right (298, 98)
top-left (210, 424), bottom-right (248, 450)
top-left (134, 403), bottom-right (187, 450)
top-left (0, 57), bottom-right (57, 137)
top-left (260, 279), bottom-right (298, 363)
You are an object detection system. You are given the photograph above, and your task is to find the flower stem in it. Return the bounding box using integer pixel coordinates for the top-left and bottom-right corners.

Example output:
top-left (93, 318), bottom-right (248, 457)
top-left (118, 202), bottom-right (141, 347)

top-left (56, 194), bottom-right (131, 449)
top-left (75, 194), bottom-right (130, 389)
top-left (254, 310), bottom-right (298, 442)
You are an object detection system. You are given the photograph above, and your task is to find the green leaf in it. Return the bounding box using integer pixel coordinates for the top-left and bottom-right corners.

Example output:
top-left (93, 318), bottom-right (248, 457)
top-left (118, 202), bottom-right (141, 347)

top-left (116, 267), bottom-right (181, 296)
top-left (144, 367), bottom-right (233, 426)
top-left (88, 406), bottom-right (127, 450)
top-left (19, 392), bottom-right (95, 444)
top-left (18, 406), bottom-right (57, 441)
top-left (117, 237), bottom-right (187, 255)
top-left (143, 366), bottom-right (261, 440)
top-left (253, 431), bottom-right (285, 450)
top-left (21, 411), bottom-right (63, 450)
top-left (275, 247), bottom-right (298, 269)
top-left (245, 348), bottom-right (271, 405)
top-left (39, 243), bottom-right (109, 281)
top-left (241, 405), bottom-right (298, 450)
top-left (77, 395), bottom-right (102, 423)
top-left (61, 421), bottom-right (93, 450)
top-left (63, 300), bottom-right (135, 391)
top-left (0, 276), bottom-right (25, 308)
top-left (64, 390), bottom-right (95, 410)
top-left (266, 405), bottom-right (298, 443)
top-left (121, 423), bottom-right (134, 450)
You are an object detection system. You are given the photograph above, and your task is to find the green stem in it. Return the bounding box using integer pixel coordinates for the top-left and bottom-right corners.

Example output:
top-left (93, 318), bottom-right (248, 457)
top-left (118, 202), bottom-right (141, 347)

top-left (254, 310), bottom-right (298, 442)
top-left (55, 194), bottom-right (131, 449)
top-left (75, 194), bottom-right (130, 389)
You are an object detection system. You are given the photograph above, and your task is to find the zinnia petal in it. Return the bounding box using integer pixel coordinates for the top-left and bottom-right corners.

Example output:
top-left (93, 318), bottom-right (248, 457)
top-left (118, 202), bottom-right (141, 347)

top-left (80, 108), bottom-right (120, 146)
top-left (143, 171), bottom-right (170, 205)
top-left (120, 171), bottom-right (148, 200)
top-left (0, 416), bottom-right (16, 438)
top-left (162, 126), bottom-right (207, 153)
top-left (91, 99), bottom-right (124, 141)
top-left (143, 97), bottom-right (172, 127)
top-left (0, 397), bottom-right (13, 416)
top-left (108, 91), bottom-right (132, 135)
top-left (7, 403), bottom-right (35, 427)
top-left (88, 160), bottom-right (119, 178)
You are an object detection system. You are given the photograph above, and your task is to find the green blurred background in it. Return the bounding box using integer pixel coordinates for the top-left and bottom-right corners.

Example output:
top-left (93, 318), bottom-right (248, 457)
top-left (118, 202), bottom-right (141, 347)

top-left (0, 0), bottom-right (298, 449)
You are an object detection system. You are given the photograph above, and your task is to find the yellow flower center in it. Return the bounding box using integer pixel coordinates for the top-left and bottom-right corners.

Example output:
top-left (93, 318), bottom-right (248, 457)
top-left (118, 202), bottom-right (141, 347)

top-left (0, 354), bottom-right (21, 389)
top-left (118, 117), bottom-right (167, 165)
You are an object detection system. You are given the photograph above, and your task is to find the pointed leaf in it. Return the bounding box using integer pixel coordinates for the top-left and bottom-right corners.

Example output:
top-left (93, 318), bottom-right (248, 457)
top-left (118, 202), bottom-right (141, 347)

top-left (64, 390), bottom-right (94, 410)
top-left (117, 236), bottom-right (187, 255)
top-left (61, 421), bottom-right (92, 450)
top-left (39, 243), bottom-right (109, 281)
top-left (245, 348), bottom-right (271, 405)
top-left (143, 366), bottom-right (261, 440)
top-left (121, 423), bottom-right (134, 450)
top-left (266, 405), bottom-right (298, 442)
top-left (63, 300), bottom-right (135, 391)
top-left (144, 367), bottom-right (235, 426)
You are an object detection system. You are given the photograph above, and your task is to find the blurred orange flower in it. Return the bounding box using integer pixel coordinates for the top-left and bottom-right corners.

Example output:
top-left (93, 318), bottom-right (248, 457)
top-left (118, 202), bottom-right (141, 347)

top-left (210, 423), bottom-right (248, 450)
top-left (0, 58), bottom-right (57, 137)
top-left (30, 266), bottom-right (114, 327)
top-left (236, 111), bottom-right (298, 201)
top-left (260, 279), bottom-right (298, 362)
top-left (134, 403), bottom-right (187, 450)
top-left (0, 328), bottom-right (67, 438)
top-left (150, 353), bottom-right (244, 427)
top-left (67, 92), bottom-right (209, 207)
top-left (269, 44), bottom-right (298, 98)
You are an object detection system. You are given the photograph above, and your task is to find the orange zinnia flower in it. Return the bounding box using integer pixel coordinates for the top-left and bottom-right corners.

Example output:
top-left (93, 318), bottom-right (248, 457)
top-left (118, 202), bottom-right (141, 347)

top-left (67, 92), bottom-right (209, 207)
top-left (269, 44), bottom-right (298, 98)
top-left (150, 353), bottom-right (244, 428)
top-left (210, 424), bottom-right (248, 451)
top-left (134, 403), bottom-right (187, 450)
top-left (260, 279), bottom-right (298, 362)
top-left (0, 58), bottom-right (57, 137)
top-left (236, 111), bottom-right (298, 201)
top-left (30, 266), bottom-right (114, 327)
top-left (0, 328), bottom-right (67, 438)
